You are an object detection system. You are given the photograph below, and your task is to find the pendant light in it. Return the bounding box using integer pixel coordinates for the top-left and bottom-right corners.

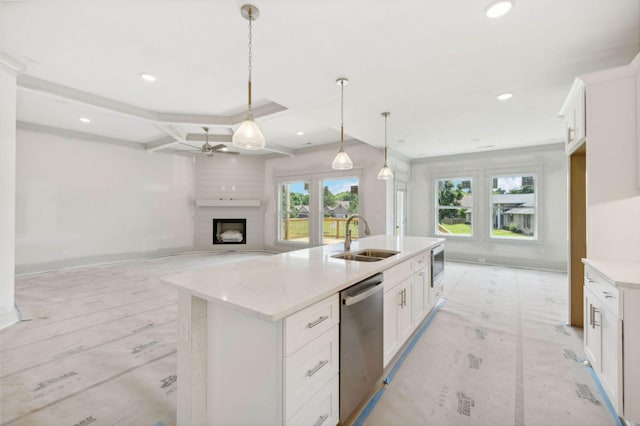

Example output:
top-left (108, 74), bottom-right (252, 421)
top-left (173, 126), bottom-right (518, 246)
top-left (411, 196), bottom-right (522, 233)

top-left (232, 4), bottom-right (266, 150)
top-left (377, 112), bottom-right (394, 180)
top-left (332, 78), bottom-right (354, 170)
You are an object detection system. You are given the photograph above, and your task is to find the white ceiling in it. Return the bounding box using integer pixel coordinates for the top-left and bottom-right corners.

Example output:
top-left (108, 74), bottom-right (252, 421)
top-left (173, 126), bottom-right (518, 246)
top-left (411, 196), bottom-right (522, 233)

top-left (1, 0), bottom-right (639, 159)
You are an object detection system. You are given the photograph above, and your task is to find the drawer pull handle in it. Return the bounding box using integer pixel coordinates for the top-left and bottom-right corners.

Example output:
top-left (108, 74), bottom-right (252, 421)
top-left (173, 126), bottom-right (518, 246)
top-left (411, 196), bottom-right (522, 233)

top-left (417, 258), bottom-right (425, 264)
top-left (314, 414), bottom-right (329, 426)
top-left (307, 316), bottom-right (329, 329)
top-left (307, 360), bottom-right (329, 377)
top-left (604, 295), bottom-right (613, 299)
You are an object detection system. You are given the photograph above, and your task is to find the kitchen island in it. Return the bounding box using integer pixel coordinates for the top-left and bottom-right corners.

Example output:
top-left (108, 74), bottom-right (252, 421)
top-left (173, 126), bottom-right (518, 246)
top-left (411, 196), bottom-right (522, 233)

top-left (162, 235), bottom-right (444, 426)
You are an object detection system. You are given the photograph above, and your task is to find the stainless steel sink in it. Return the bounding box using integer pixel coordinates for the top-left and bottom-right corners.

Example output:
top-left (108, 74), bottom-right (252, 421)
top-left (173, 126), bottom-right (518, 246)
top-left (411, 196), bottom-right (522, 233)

top-left (331, 249), bottom-right (400, 262)
top-left (352, 249), bottom-right (399, 259)
top-left (331, 253), bottom-right (384, 262)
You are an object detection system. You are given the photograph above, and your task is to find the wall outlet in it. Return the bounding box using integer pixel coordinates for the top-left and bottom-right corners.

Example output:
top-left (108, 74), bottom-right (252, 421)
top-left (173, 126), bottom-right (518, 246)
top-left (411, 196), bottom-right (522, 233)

top-left (178, 318), bottom-right (190, 342)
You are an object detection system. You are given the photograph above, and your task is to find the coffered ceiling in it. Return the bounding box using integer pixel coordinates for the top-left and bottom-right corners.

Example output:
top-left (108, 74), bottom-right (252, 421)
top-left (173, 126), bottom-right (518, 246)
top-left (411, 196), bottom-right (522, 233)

top-left (1, 0), bottom-right (638, 159)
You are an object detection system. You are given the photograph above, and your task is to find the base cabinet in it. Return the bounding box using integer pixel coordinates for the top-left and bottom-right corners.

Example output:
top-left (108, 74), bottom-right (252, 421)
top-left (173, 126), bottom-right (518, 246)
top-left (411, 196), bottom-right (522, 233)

top-left (583, 262), bottom-right (639, 424)
top-left (383, 250), bottom-right (440, 368)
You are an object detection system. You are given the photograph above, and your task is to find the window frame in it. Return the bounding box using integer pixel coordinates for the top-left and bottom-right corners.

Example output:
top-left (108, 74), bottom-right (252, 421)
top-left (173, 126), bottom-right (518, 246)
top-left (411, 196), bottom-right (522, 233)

top-left (433, 176), bottom-right (474, 239)
top-left (276, 177), bottom-right (312, 247)
top-left (488, 171), bottom-right (540, 242)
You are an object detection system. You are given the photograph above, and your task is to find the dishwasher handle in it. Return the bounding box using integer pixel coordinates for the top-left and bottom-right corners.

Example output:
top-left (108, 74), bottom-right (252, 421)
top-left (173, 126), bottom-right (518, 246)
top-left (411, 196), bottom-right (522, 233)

top-left (342, 273), bottom-right (384, 306)
top-left (343, 284), bottom-right (382, 306)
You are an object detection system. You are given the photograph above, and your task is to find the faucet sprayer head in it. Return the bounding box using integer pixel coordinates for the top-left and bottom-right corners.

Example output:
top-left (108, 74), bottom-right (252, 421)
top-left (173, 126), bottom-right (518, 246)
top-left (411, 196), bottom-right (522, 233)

top-left (364, 225), bottom-right (371, 235)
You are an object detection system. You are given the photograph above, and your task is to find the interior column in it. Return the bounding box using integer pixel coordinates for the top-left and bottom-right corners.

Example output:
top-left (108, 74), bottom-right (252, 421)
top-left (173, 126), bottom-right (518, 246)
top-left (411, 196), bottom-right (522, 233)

top-left (0, 54), bottom-right (23, 329)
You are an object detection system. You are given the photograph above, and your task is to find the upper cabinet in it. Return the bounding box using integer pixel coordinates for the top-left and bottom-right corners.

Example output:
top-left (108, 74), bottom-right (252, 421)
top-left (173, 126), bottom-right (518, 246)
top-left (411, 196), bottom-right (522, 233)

top-left (559, 79), bottom-right (586, 155)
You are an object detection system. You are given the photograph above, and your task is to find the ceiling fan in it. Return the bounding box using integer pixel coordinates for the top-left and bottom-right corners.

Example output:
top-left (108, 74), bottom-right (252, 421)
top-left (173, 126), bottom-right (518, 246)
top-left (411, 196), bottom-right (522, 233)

top-left (178, 127), bottom-right (239, 157)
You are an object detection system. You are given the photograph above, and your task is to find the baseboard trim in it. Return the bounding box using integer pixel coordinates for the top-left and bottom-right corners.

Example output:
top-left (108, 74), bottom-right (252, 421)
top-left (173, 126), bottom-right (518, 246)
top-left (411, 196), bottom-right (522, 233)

top-left (15, 246), bottom-right (196, 275)
top-left (0, 307), bottom-right (19, 330)
top-left (446, 253), bottom-right (567, 272)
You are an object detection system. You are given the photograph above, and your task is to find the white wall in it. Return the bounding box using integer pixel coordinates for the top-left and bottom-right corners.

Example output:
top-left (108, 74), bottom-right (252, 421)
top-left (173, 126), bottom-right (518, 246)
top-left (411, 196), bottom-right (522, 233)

top-left (0, 61), bottom-right (18, 328)
top-left (193, 155), bottom-right (265, 251)
top-left (263, 142), bottom-right (392, 251)
top-left (409, 144), bottom-right (568, 271)
top-left (15, 129), bottom-right (195, 272)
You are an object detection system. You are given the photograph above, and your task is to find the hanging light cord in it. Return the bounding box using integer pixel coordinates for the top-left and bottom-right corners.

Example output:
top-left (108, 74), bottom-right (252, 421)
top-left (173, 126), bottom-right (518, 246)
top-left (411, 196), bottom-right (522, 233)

top-left (247, 8), bottom-right (253, 114)
top-left (340, 80), bottom-right (344, 148)
top-left (384, 115), bottom-right (388, 164)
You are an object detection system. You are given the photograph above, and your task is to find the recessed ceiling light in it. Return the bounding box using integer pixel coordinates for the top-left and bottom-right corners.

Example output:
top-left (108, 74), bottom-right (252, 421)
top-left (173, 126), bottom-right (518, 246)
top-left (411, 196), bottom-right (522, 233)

top-left (79, 117), bottom-right (91, 123)
top-left (140, 73), bottom-right (156, 82)
top-left (485, 1), bottom-right (513, 18)
top-left (296, 131), bottom-right (304, 136)
top-left (497, 92), bottom-right (513, 101)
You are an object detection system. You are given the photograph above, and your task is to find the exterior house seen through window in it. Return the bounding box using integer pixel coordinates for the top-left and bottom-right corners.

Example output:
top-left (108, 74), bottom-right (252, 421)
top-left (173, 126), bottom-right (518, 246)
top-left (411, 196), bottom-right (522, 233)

top-left (491, 175), bottom-right (537, 240)
top-left (278, 176), bottom-right (360, 245)
top-left (435, 178), bottom-right (473, 237)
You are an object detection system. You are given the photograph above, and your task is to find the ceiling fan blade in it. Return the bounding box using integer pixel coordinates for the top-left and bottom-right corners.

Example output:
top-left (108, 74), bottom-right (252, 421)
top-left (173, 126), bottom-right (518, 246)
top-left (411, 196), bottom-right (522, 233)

top-left (216, 150), bottom-right (240, 155)
top-left (177, 141), bottom-right (203, 150)
top-left (210, 144), bottom-right (227, 151)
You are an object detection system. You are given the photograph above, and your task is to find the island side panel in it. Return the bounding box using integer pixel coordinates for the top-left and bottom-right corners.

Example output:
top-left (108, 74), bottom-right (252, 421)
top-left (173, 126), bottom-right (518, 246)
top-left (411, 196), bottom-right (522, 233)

top-left (177, 293), bottom-right (208, 426)
top-left (207, 300), bottom-right (283, 425)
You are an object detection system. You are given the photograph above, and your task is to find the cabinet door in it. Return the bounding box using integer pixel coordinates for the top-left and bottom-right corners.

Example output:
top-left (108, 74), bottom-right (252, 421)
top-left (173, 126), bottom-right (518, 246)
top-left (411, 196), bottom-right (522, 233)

top-left (397, 277), bottom-right (413, 344)
top-left (383, 287), bottom-right (401, 367)
top-left (600, 305), bottom-right (623, 413)
top-left (412, 269), bottom-right (428, 324)
top-left (564, 84), bottom-right (586, 151)
top-left (583, 286), bottom-right (601, 369)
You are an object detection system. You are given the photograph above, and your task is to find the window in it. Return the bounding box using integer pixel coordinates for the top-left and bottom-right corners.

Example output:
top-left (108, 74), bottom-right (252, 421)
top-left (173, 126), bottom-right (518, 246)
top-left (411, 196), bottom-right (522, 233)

top-left (278, 181), bottom-right (310, 244)
top-left (435, 178), bottom-right (473, 237)
top-left (490, 174), bottom-right (537, 240)
top-left (321, 177), bottom-right (360, 245)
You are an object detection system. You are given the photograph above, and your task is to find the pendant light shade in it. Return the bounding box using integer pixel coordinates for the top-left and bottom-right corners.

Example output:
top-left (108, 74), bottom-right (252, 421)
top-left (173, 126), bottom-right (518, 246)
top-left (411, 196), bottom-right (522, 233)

top-left (332, 78), bottom-right (353, 170)
top-left (233, 4), bottom-right (265, 150)
top-left (377, 112), bottom-right (394, 180)
top-left (233, 114), bottom-right (265, 149)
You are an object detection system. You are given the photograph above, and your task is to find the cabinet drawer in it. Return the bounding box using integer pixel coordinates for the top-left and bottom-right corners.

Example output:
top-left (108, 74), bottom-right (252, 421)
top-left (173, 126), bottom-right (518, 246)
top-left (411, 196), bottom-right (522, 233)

top-left (284, 325), bottom-right (339, 420)
top-left (285, 374), bottom-right (339, 426)
top-left (284, 294), bottom-right (339, 356)
top-left (384, 259), bottom-right (413, 291)
top-left (585, 266), bottom-right (620, 317)
top-left (413, 252), bottom-right (428, 272)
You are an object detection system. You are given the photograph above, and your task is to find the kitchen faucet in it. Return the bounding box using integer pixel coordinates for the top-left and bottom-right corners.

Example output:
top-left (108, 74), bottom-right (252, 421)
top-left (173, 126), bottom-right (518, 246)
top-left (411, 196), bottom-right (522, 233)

top-left (344, 214), bottom-right (371, 251)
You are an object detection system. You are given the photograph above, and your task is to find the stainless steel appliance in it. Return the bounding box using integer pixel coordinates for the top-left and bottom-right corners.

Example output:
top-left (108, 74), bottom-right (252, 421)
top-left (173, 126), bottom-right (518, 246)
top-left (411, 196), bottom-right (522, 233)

top-left (339, 273), bottom-right (384, 423)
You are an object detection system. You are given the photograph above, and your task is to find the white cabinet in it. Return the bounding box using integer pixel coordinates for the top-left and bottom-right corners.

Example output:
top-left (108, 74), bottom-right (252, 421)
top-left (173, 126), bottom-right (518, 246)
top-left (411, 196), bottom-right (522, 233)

top-left (205, 294), bottom-right (340, 426)
top-left (383, 275), bottom-right (412, 367)
top-left (283, 295), bottom-right (340, 424)
top-left (559, 80), bottom-right (586, 154)
top-left (383, 250), bottom-right (434, 368)
top-left (412, 260), bottom-right (429, 324)
top-left (583, 262), bottom-right (640, 424)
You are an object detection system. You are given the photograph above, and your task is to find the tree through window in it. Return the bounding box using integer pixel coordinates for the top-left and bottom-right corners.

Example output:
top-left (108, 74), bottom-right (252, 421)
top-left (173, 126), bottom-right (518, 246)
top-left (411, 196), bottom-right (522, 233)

top-left (435, 178), bottom-right (473, 237)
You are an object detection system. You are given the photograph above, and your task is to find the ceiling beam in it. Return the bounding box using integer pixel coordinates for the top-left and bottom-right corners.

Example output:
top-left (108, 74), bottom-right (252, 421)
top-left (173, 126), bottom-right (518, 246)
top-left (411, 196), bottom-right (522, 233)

top-left (17, 121), bottom-right (146, 150)
top-left (145, 135), bottom-right (178, 152)
top-left (0, 51), bottom-right (27, 74)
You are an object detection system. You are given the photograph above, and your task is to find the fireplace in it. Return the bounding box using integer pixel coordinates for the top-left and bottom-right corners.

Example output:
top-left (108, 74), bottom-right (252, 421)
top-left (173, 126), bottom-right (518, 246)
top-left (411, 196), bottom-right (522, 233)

top-left (213, 219), bottom-right (246, 245)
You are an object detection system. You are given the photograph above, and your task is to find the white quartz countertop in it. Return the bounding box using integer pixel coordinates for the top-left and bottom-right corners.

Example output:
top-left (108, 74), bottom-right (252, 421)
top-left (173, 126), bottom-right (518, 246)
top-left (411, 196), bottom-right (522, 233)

top-left (162, 235), bottom-right (444, 321)
top-left (582, 258), bottom-right (640, 288)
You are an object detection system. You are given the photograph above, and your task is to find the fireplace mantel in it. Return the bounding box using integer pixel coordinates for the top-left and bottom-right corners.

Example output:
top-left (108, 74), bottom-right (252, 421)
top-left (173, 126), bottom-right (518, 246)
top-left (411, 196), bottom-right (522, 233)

top-left (195, 199), bottom-right (261, 207)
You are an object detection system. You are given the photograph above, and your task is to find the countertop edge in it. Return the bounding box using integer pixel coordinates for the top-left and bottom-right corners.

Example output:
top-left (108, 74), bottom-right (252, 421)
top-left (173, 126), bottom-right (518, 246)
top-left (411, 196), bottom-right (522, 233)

top-left (582, 258), bottom-right (640, 288)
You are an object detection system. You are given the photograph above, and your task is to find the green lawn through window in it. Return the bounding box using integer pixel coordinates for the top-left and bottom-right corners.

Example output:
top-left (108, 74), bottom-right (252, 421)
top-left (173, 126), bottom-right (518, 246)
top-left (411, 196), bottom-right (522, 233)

top-left (439, 223), bottom-right (471, 235)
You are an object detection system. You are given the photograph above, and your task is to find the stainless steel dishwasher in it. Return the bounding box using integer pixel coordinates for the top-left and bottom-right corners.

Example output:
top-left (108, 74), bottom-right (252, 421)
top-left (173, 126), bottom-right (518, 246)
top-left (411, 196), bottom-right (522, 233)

top-left (340, 272), bottom-right (384, 423)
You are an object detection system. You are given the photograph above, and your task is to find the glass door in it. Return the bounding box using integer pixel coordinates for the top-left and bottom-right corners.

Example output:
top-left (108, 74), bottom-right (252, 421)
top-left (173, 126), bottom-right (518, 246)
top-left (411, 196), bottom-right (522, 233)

top-left (395, 181), bottom-right (407, 236)
top-left (320, 176), bottom-right (360, 245)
